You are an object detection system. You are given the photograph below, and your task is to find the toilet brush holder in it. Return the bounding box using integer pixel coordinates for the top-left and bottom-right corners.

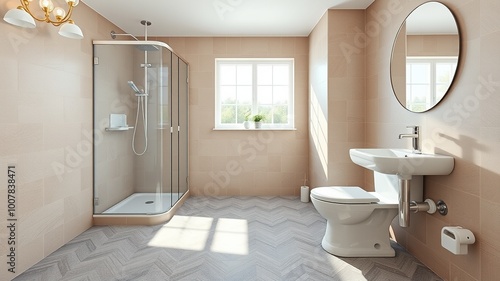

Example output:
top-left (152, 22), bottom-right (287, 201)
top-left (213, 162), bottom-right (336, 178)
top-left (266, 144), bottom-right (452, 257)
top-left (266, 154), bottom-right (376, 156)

top-left (300, 186), bottom-right (310, 202)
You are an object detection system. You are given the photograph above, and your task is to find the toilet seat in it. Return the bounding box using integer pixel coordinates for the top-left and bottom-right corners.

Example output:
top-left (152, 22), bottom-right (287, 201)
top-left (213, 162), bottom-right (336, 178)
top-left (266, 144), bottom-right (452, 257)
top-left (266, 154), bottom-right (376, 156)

top-left (311, 186), bottom-right (379, 204)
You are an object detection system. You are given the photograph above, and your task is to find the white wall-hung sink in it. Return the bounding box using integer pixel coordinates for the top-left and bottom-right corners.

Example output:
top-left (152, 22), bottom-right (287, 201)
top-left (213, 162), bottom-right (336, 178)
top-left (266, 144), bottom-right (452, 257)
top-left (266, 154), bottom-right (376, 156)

top-left (349, 148), bottom-right (454, 179)
top-left (350, 148), bottom-right (455, 228)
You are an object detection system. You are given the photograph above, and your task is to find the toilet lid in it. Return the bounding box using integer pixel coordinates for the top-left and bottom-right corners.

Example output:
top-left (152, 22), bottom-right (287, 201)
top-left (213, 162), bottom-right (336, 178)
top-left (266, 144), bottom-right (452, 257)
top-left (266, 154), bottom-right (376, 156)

top-left (311, 186), bottom-right (380, 204)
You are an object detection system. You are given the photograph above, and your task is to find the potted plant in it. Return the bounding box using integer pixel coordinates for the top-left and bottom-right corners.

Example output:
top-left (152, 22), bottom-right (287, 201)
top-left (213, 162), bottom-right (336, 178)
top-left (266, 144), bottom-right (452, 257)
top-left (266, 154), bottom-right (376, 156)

top-left (252, 114), bottom-right (265, 129)
top-left (243, 112), bottom-right (251, 129)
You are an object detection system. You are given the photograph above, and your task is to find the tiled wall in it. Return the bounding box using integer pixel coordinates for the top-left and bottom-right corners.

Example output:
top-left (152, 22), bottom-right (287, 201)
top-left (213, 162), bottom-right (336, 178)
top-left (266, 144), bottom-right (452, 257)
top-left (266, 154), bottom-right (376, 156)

top-left (2, 0), bottom-right (499, 279)
top-left (407, 35), bottom-right (460, 56)
top-left (366, 0), bottom-right (500, 279)
top-left (308, 10), bottom-right (366, 189)
top-left (157, 37), bottom-right (310, 196)
top-left (0, 2), bottom-right (120, 278)
top-left (308, 13), bottom-right (329, 188)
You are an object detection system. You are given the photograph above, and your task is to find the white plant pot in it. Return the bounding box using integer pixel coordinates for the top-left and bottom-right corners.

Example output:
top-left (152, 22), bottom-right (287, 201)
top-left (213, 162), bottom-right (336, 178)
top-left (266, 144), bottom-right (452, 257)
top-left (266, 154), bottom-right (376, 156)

top-left (254, 121), bottom-right (262, 129)
top-left (243, 121), bottom-right (250, 129)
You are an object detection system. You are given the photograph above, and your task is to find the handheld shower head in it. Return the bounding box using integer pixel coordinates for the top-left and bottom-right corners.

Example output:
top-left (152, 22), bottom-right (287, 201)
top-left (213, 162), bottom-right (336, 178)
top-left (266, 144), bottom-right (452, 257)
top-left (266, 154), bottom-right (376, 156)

top-left (127, 81), bottom-right (143, 95)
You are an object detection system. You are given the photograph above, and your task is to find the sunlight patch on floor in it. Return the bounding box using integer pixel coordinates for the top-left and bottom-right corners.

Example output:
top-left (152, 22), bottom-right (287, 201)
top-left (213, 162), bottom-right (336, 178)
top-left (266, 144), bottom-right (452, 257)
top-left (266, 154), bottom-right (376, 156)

top-left (148, 215), bottom-right (213, 251)
top-left (210, 218), bottom-right (249, 255)
top-left (148, 215), bottom-right (249, 255)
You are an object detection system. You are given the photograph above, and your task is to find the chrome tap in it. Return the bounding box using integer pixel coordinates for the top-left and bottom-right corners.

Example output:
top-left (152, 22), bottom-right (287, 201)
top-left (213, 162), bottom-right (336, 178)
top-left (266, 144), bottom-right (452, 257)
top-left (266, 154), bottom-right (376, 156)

top-left (399, 126), bottom-right (420, 153)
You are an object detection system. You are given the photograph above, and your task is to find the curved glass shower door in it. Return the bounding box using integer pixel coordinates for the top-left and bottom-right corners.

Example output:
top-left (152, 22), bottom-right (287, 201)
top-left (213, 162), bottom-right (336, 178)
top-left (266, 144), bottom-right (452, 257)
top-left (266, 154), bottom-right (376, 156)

top-left (92, 41), bottom-right (188, 220)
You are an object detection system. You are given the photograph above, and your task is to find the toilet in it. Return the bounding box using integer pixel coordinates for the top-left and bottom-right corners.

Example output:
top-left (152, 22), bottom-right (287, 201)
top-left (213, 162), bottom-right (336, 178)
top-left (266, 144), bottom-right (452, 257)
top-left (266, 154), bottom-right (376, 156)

top-left (310, 172), bottom-right (423, 257)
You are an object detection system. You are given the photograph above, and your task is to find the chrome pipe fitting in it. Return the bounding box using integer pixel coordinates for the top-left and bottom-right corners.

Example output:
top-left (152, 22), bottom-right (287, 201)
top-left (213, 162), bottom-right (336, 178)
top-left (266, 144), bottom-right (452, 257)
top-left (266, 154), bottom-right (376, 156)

top-left (398, 178), bottom-right (411, 227)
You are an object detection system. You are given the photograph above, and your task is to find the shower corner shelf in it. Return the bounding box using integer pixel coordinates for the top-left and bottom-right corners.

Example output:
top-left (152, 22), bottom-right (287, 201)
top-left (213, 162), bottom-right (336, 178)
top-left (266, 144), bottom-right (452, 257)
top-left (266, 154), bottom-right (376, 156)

top-left (105, 126), bottom-right (134, 132)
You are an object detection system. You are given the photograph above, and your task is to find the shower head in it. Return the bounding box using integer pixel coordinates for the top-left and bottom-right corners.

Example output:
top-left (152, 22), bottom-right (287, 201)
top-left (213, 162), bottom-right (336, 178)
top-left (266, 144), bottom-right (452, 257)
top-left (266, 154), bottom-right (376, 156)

top-left (136, 44), bottom-right (159, 52)
top-left (127, 81), bottom-right (143, 95)
top-left (110, 22), bottom-right (158, 52)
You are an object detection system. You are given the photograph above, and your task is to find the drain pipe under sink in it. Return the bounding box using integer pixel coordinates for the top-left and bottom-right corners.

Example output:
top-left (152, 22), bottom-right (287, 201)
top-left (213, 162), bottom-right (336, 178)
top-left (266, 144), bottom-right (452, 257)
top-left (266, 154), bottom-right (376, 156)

top-left (398, 177), bottom-right (439, 227)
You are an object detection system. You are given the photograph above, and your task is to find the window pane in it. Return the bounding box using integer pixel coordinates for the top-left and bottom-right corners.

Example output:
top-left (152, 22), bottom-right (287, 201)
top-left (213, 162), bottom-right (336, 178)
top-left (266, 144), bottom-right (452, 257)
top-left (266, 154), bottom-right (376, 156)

top-left (257, 105), bottom-right (272, 122)
top-left (273, 65), bottom-right (289, 85)
top-left (237, 105), bottom-right (252, 123)
top-left (257, 65), bottom-right (272, 85)
top-left (273, 105), bottom-right (288, 124)
top-left (216, 59), bottom-right (294, 129)
top-left (273, 86), bottom-right (289, 104)
top-left (410, 85), bottom-right (430, 103)
top-left (221, 105), bottom-right (236, 123)
top-left (237, 86), bottom-right (252, 104)
top-left (436, 85), bottom-right (447, 101)
top-left (220, 65), bottom-right (236, 85)
top-left (237, 65), bottom-right (252, 85)
top-left (220, 86), bottom-right (236, 104)
top-left (257, 86), bottom-right (272, 104)
top-left (436, 63), bottom-right (453, 84)
top-left (436, 63), bottom-right (455, 101)
top-left (409, 63), bottom-right (430, 84)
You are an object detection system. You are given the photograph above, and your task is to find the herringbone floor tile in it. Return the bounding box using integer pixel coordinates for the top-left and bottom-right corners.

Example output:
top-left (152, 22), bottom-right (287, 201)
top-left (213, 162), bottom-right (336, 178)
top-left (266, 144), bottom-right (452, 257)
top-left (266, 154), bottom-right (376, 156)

top-left (13, 197), bottom-right (442, 281)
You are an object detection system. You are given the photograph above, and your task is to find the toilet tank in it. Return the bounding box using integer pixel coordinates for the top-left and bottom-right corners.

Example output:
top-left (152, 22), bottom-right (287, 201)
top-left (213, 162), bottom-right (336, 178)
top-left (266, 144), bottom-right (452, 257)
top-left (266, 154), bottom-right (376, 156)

top-left (373, 172), bottom-right (423, 203)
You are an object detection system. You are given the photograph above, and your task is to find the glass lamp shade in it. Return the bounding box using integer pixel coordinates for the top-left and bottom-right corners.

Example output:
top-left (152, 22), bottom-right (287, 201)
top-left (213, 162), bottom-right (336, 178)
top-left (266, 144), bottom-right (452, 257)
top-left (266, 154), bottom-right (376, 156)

top-left (3, 8), bottom-right (36, 28)
top-left (39, 0), bottom-right (55, 12)
top-left (59, 22), bottom-right (83, 39)
top-left (66, 0), bottom-right (79, 6)
top-left (53, 7), bottom-right (66, 19)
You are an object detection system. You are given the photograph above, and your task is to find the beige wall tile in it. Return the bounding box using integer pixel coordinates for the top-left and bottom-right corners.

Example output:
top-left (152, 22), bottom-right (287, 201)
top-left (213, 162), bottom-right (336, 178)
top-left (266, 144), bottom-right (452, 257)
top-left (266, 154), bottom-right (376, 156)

top-left (0, 1), bottom-right (116, 277)
top-left (309, 10), bottom-right (366, 188)
top-left (479, 0), bottom-right (500, 36)
top-left (481, 200), bottom-right (500, 253)
top-left (16, 235), bottom-right (44, 276)
top-left (3, 0), bottom-right (499, 279)
top-left (163, 36), bottom-right (309, 196)
top-left (407, 235), bottom-right (450, 280)
top-left (365, 0), bottom-right (500, 278)
top-left (481, 246), bottom-right (500, 281)
top-left (18, 180), bottom-right (44, 218)
top-left (450, 264), bottom-right (477, 281)
top-left (44, 225), bottom-right (64, 257)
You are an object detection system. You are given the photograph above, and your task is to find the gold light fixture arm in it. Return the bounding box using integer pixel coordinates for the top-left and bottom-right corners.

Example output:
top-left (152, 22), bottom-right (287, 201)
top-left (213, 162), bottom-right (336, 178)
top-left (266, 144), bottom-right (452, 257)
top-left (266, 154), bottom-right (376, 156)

top-left (58, 6), bottom-right (74, 24)
top-left (19, 0), bottom-right (76, 26)
top-left (4, 0), bottom-right (83, 38)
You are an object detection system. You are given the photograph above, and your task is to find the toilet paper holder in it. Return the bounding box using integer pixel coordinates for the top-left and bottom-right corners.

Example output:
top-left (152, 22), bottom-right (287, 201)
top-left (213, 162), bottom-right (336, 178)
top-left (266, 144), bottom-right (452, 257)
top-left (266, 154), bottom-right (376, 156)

top-left (441, 226), bottom-right (475, 255)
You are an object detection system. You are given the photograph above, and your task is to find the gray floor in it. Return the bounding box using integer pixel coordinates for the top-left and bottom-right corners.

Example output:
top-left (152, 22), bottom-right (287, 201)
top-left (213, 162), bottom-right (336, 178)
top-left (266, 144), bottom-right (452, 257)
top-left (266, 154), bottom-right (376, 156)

top-left (14, 197), bottom-right (442, 281)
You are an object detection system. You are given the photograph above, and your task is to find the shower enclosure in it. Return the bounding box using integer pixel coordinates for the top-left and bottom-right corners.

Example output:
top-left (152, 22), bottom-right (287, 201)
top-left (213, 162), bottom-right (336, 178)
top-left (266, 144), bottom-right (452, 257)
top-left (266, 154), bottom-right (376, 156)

top-left (92, 39), bottom-right (189, 225)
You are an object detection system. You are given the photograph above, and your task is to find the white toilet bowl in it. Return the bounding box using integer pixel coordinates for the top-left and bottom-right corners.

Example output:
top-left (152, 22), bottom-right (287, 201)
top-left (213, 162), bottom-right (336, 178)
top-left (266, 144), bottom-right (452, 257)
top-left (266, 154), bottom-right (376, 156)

top-left (311, 186), bottom-right (398, 257)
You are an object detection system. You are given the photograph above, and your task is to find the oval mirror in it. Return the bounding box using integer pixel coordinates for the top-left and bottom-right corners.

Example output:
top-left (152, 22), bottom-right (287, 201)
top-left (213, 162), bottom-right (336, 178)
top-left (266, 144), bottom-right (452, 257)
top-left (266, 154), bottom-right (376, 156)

top-left (390, 2), bottom-right (460, 113)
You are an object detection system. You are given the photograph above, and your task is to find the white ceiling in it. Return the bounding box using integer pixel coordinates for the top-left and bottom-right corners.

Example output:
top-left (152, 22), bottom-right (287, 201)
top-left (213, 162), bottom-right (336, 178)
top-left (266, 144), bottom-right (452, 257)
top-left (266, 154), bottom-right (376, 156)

top-left (82, 0), bottom-right (375, 37)
top-left (405, 2), bottom-right (458, 35)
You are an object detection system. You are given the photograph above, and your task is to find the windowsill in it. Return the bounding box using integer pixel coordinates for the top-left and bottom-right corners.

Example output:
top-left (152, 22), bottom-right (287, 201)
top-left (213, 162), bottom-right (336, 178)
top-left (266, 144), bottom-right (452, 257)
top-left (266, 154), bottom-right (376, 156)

top-left (213, 128), bottom-right (297, 131)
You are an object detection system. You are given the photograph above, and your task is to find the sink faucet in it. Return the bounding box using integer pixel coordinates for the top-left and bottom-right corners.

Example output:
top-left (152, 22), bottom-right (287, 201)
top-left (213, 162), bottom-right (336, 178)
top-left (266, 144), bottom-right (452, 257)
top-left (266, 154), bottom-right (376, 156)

top-left (399, 126), bottom-right (420, 153)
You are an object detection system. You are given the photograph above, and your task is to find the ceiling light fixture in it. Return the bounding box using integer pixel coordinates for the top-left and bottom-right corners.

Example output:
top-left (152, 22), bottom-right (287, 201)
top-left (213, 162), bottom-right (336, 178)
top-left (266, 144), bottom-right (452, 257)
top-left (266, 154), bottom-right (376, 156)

top-left (3, 0), bottom-right (83, 39)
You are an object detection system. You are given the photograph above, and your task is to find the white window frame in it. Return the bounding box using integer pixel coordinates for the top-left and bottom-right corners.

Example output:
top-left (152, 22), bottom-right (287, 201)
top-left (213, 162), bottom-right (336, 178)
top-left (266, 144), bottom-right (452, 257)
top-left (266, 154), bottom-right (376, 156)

top-left (215, 58), bottom-right (295, 129)
top-left (406, 56), bottom-right (458, 112)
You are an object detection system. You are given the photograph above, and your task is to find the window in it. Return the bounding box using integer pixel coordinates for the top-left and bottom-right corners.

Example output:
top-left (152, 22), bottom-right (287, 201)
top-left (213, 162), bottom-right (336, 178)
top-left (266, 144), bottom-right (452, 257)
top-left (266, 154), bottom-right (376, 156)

top-left (406, 57), bottom-right (458, 112)
top-left (215, 59), bottom-right (294, 129)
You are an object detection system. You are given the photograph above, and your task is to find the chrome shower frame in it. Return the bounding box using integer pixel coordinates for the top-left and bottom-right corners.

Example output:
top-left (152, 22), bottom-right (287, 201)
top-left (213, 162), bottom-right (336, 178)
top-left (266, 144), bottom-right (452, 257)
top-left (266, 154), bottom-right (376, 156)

top-left (111, 21), bottom-right (154, 156)
top-left (92, 39), bottom-right (190, 225)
